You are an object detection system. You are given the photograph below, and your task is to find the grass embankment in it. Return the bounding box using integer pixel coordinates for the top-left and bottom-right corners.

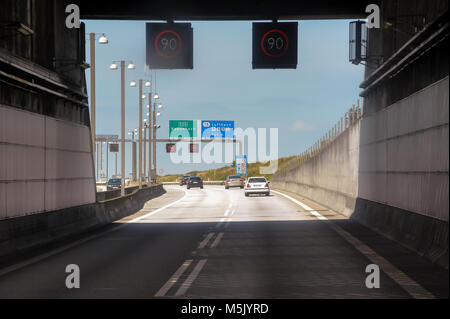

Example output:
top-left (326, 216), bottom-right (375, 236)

top-left (157, 155), bottom-right (298, 183)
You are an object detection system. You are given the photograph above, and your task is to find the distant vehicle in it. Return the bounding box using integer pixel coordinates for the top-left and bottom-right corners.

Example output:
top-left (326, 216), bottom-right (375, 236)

top-left (180, 175), bottom-right (190, 186)
top-left (225, 175), bottom-right (245, 189)
top-left (187, 176), bottom-right (203, 189)
top-left (107, 178), bottom-right (122, 190)
top-left (245, 177), bottom-right (270, 197)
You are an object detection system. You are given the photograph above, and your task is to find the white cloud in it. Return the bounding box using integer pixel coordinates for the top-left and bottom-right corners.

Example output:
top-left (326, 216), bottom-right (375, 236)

top-left (291, 120), bottom-right (315, 131)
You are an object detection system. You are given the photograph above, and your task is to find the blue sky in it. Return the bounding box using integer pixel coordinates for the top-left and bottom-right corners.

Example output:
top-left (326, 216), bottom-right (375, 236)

top-left (84, 20), bottom-right (363, 177)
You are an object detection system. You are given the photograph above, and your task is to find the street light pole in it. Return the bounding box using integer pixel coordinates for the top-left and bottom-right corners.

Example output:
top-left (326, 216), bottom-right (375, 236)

top-left (152, 102), bottom-right (156, 182)
top-left (105, 142), bottom-right (109, 181)
top-left (89, 33), bottom-right (108, 170)
top-left (129, 130), bottom-right (137, 182)
top-left (138, 80), bottom-right (143, 189)
top-left (143, 123), bottom-right (147, 184)
top-left (148, 95), bottom-right (152, 183)
top-left (120, 60), bottom-right (125, 196)
top-left (89, 33), bottom-right (96, 155)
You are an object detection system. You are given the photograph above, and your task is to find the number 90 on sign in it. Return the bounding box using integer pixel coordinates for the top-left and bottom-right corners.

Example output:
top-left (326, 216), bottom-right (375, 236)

top-left (155, 30), bottom-right (183, 58)
top-left (261, 29), bottom-right (289, 58)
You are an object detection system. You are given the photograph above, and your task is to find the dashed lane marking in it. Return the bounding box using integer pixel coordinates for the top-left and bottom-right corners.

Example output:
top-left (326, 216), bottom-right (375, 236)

top-left (174, 259), bottom-right (208, 297)
top-left (154, 259), bottom-right (193, 297)
top-left (210, 232), bottom-right (224, 248)
top-left (198, 233), bottom-right (215, 249)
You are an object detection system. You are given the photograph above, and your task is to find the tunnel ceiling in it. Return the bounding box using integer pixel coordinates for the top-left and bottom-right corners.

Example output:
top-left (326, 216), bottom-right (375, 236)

top-left (76, 0), bottom-right (373, 20)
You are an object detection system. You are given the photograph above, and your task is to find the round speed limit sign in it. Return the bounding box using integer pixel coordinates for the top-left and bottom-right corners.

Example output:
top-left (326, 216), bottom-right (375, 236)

top-left (154, 30), bottom-right (183, 58)
top-left (261, 29), bottom-right (289, 58)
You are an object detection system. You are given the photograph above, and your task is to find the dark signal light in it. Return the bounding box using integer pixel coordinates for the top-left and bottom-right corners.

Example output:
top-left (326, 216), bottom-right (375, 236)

top-left (166, 143), bottom-right (176, 153)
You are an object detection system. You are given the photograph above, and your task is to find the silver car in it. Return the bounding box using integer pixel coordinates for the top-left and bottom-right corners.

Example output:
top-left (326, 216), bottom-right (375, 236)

top-left (244, 177), bottom-right (270, 196)
top-left (225, 175), bottom-right (245, 189)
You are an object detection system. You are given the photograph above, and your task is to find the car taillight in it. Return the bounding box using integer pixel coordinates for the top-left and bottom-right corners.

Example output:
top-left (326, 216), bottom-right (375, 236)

top-left (227, 179), bottom-right (230, 182)
top-left (240, 178), bottom-right (244, 181)
top-left (247, 184), bottom-right (251, 188)
top-left (265, 183), bottom-right (269, 187)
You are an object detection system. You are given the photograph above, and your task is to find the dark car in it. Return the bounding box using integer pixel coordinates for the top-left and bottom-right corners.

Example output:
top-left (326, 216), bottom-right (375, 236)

top-left (187, 176), bottom-right (203, 189)
top-left (180, 175), bottom-right (190, 186)
top-left (107, 178), bottom-right (121, 190)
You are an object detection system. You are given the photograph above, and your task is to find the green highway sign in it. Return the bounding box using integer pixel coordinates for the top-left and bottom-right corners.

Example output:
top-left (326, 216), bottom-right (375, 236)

top-left (169, 120), bottom-right (198, 138)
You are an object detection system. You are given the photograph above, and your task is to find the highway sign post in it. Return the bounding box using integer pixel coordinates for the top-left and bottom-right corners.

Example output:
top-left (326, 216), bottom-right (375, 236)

top-left (252, 22), bottom-right (298, 69)
top-left (235, 155), bottom-right (247, 175)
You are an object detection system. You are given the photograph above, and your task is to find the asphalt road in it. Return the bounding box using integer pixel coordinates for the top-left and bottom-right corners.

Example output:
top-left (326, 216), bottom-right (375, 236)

top-left (0, 186), bottom-right (447, 299)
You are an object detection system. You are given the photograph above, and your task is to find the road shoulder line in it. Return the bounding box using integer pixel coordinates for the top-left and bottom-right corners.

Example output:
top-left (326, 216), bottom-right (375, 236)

top-left (271, 188), bottom-right (435, 299)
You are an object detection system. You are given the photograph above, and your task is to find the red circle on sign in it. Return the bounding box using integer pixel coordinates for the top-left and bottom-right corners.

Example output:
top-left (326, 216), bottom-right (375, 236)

top-left (261, 29), bottom-right (289, 58)
top-left (154, 30), bottom-right (183, 58)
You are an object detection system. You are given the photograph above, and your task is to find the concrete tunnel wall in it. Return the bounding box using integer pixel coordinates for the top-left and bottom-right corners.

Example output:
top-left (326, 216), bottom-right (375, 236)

top-left (0, 105), bottom-right (95, 220)
top-left (271, 119), bottom-right (361, 217)
top-left (271, 78), bottom-right (449, 267)
top-left (0, 104), bottom-right (96, 219)
top-left (358, 77), bottom-right (449, 223)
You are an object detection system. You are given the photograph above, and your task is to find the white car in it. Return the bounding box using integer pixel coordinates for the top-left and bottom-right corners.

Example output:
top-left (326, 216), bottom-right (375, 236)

top-left (245, 177), bottom-right (270, 197)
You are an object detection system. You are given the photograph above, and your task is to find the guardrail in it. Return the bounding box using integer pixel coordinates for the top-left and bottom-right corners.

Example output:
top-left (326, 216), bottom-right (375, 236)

top-left (96, 183), bottom-right (157, 201)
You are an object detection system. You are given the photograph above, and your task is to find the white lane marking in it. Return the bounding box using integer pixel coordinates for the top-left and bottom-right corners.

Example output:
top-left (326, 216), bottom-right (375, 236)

top-left (198, 233), bottom-right (215, 249)
top-left (272, 189), bottom-right (435, 299)
top-left (210, 232), bottom-right (224, 248)
top-left (271, 190), bottom-right (327, 220)
top-left (215, 218), bottom-right (226, 228)
top-left (174, 259), bottom-right (207, 296)
top-left (130, 188), bottom-right (188, 223)
top-left (329, 223), bottom-right (435, 299)
top-left (154, 259), bottom-right (193, 297)
top-left (230, 209), bottom-right (235, 216)
top-left (224, 209), bottom-right (230, 216)
top-left (0, 188), bottom-right (189, 278)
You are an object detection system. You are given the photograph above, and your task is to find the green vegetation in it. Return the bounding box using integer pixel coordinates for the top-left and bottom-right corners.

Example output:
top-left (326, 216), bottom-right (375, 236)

top-left (156, 155), bottom-right (300, 183)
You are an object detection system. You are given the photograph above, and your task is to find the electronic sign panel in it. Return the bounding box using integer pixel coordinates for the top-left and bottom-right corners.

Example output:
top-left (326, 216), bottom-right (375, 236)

top-left (252, 22), bottom-right (298, 69)
top-left (146, 23), bottom-right (193, 69)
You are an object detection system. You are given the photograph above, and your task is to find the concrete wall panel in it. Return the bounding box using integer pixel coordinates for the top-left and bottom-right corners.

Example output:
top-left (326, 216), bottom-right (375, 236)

top-left (0, 105), bottom-right (95, 220)
top-left (0, 106), bottom-right (45, 147)
top-left (5, 181), bottom-right (45, 218)
top-left (0, 144), bottom-right (45, 181)
top-left (46, 118), bottom-right (91, 153)
top-left (45, 150), bottom-right (94, 180)
top-left (359, 77), bottom-right (449, 222)
top-left (272, 121), bottom-right (361, 217)
top-left (45, 179), bottom-right (95, 212)
top-left (0, 183), bottom-right (6, 219)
